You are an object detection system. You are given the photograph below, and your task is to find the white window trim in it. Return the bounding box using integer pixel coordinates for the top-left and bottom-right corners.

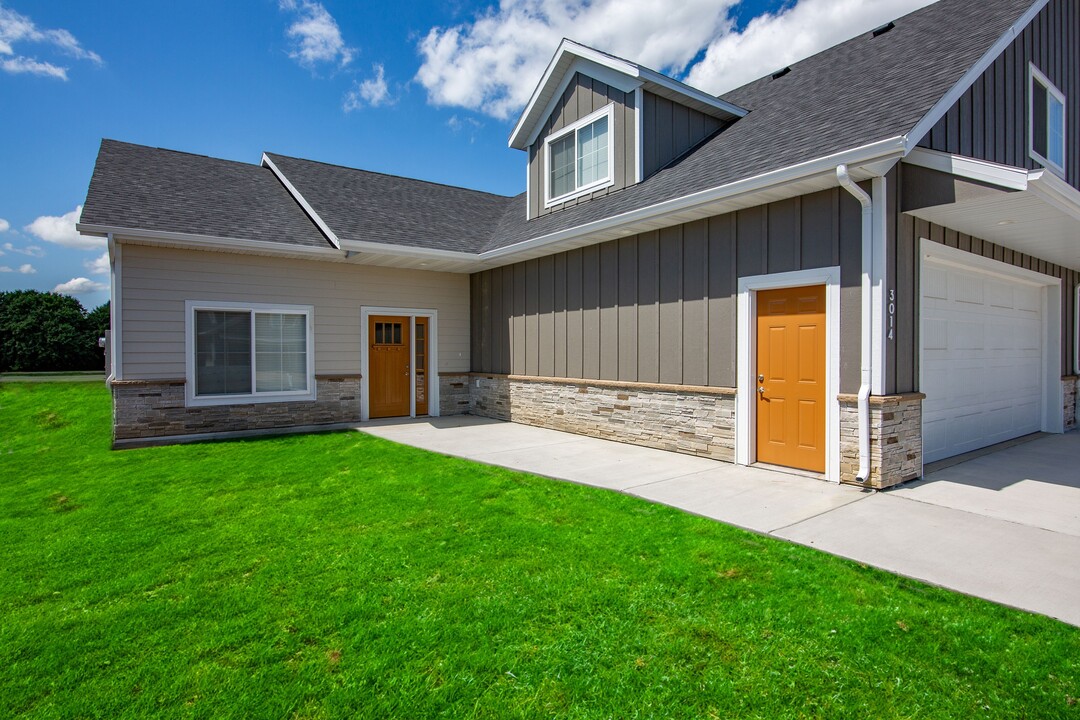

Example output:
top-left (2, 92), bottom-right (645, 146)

top-left (736, 267), bottom-right (842, 483)
top-left (1028, 63), bottom-right (1067, 175)
top-left (359, 306), bottom-right (440, 422)
top-left (544, 103), bottom-right (616, 208)
top-left (185, 300), bottom-right (316, 407)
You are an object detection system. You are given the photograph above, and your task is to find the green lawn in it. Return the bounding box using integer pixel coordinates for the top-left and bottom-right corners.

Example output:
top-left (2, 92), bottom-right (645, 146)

top-left (1, 383), bottom-right (1077, 719)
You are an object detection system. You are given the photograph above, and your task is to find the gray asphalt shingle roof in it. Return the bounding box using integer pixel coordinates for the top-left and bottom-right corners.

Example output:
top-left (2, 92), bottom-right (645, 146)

top-left (80, 140), bottom-right (333, 249)
top-left (262, 153), bottom-right (513, 253)
top-left (480, 0), bottom-right (1034, 252)
top-left (81, 0), bottom-right (1035, 258)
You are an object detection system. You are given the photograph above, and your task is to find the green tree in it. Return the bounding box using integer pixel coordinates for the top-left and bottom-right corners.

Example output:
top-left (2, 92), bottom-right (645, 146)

top-left (0, 290), bottom-right (103, 372)
top-left (87, 301), bottom-right (110, 343)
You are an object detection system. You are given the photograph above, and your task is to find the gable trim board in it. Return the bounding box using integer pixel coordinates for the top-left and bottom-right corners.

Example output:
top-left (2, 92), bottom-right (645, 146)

top-left (261, 153), bottom-right (340, 249)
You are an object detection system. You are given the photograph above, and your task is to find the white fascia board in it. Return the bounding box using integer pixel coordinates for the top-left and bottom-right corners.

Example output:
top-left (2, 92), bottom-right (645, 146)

top-left (1027, 168), bottom-right (1080, 223)
top-left (904, 0), bottom-right (1050, 153)
top-left (904, 148), bottom-right (1030, 190)
top-left (482, 135), bottom-right (907, 261)
top-left (339, 238), bottom-right (479, 262)
top-left (76, 223), bottom-right (345, 259)
top-left (261, 153), bottom-right (341, 249)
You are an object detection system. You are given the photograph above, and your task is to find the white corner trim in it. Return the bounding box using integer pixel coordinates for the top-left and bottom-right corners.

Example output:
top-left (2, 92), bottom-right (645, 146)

top-left (359, 306), bottom-right (440, 422)
top-left (1028, 62), bottom-right (1068, 175)
top-left (871, 176), bottom-right (888, 396)
top-left (904, 148), bottom-right (1031, 190)
top-left (919, 239), bottom-right (1063, 435)
top-left (544, 103), bottom-right (617, 208)
top-left (109, 237), bottom-right (122, 382)
top-left (904, 0), bottom-right (1051, 152)
top-left (634, 87), bottom-right (644, 184)
top-left (262, 153), bottom-right (341, 249)
top-left (184, 300), bottom-right (317, 407)
top-left (736, 266), bottom-right (842, 483)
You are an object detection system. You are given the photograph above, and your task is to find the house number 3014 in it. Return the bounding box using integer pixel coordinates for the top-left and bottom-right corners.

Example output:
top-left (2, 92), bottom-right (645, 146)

top-left (888, 289), bottom-right (896, 341)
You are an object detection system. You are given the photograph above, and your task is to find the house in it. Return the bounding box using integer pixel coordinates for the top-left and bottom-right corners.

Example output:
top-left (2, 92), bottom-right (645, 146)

top-left (78, 0), bottom-right (1079, 488)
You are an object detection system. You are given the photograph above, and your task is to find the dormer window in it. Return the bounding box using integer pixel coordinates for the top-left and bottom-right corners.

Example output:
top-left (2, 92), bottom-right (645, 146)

top-left (1029, 64), bottom-right (1066, 173)
top-left (545, 104), bottom-right (614, 207)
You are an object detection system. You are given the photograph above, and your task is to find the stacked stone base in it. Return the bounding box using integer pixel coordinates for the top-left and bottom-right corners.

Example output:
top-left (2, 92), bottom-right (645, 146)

top-left (1064, 376), bottom-right (1078, 431)
top-left (838, 393), bottom-right (924, 489)
top-left (469, 374), bottom-right (736, 462)
top-left (112, 376), bottom-right (361, 444)
top-left (438, 373), bottom-right (473, 415)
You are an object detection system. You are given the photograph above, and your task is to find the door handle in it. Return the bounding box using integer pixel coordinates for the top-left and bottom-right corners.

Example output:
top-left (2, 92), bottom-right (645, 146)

top-left (758, 386), bottom-right (766, 395)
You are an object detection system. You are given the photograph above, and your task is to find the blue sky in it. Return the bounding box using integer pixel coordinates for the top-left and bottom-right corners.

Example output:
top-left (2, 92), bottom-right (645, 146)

top-left (0, 0), bottom-right (931, 311)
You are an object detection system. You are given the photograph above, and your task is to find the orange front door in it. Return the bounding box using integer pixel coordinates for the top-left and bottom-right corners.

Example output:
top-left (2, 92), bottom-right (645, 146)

top-left (369, 315), bottom-right (411, 418)
top-left (756, 285), bottom-right (826, 472)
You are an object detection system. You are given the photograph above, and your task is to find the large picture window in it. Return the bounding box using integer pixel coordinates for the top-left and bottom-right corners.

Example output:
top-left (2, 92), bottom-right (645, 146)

top-left (187, 302), bottom-right (314, 404)
top-left (1030, 64), bottom-right (1066, 174)
top-left (545, 104), bottom-right (614, 206)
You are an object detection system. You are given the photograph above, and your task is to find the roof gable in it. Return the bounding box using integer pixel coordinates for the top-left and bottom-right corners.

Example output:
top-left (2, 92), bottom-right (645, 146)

top-left (508, 39), bottom-right (746, 150)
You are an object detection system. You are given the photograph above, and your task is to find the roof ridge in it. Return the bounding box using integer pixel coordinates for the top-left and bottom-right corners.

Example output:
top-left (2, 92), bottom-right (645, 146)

top-left (101, 138), bottom-right (263, 171)
top-left (263, 151), bottom-right (516, 200)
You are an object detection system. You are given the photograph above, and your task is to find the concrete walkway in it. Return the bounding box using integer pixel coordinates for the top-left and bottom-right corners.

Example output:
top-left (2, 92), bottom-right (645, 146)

top-left (358, 416), bottom-right (1080, 626)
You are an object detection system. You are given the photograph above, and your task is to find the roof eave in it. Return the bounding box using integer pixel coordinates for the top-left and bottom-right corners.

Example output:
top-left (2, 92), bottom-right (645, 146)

top-left (76, 223), bottom-right (345, 259)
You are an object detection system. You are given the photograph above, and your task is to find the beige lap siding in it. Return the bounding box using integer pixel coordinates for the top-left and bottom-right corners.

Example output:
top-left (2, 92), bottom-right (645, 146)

top-left (118, 243), bottom-right (471, 380)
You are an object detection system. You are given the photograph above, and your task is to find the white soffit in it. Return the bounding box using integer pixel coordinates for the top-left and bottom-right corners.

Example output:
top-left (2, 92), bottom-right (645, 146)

top-left (906, 162), bottom-right (1080, 271)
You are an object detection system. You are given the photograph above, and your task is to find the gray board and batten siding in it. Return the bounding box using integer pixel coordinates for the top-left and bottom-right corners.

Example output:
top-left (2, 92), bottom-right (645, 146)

top-left (527, 73), bottom-right (636, 220)
top-left (641, 92), bottom-right (726, 181)
top-left (917, 0), bottom-right (1080, 192)
top-left (472, 186), bottom-right (867, 393)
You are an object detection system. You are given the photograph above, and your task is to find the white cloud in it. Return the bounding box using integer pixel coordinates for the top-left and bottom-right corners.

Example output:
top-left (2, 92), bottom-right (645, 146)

top-left (344, 63), bottom-right (392, 111)
top-left (3, 242), bottom-right (46, 257)
top-left (25, 205), bottom-right (105, 250)
top-left (0, 265), bottom-right (10, 272)
top-left (0, 55), bottom-right (66, 79)
top-left (280, 0), bottom-right (354, 70)
top-left (685, 0), bottom-right (938, 94)
top-left (415, 0), bottom-right (936, 119)
top-left (416, 0), bottom-right (739, 119)
top-left (85, 251), bottom-right (110, 275)
top-left (53, 277), bottom-right (108, 295)
top-left (18, 263), bottom-right (35, 274)
top-left (0, 218), bottom-right (9, 233)
top-left (0, 3), bottom-right (102, 80)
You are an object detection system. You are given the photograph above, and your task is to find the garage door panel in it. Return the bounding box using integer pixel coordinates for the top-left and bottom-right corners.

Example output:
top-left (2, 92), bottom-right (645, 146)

top-left (921, 258), bottom-right (1046, 464)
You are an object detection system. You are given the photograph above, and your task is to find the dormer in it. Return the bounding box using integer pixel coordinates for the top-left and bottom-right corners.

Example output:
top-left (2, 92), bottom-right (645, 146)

top-left (510, 40), bottom-right (747, 220)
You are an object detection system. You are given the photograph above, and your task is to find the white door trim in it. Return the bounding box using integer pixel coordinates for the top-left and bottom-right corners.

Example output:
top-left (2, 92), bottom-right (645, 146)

top-left (360, 306), bottom-right (440, 422)
top-left (919, 239), bottom-right (1063, 441)
top-left (736, 266), bottom-right (842, 483)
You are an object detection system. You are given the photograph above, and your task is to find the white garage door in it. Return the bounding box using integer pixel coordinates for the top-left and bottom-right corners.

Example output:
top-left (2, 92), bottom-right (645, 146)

top-left (921, 257), bottom-right (1045, 463)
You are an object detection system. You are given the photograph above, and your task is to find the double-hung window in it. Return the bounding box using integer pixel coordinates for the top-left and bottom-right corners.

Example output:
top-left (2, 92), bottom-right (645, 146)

top-left (545, 104), bottom-right (614, 206)
top-left (187, 301), bottom-right (315, 405)
top-left (1030, 64), bottom-right (1066, 174)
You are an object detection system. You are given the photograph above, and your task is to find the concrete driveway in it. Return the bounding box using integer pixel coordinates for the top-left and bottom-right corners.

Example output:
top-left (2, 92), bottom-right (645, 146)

top-left (358, 416), bottom-right (1080, 626)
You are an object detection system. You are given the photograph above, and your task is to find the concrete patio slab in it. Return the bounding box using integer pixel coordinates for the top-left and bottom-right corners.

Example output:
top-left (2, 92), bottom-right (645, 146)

top-left (356, 416), bottom-right (1080, 626)
top-left (775, 493), bottom-right (1080, 625)
top-left (889, 432), bottom-right (1080, 537)
top-left (627, 466), bottom-right (867, 535)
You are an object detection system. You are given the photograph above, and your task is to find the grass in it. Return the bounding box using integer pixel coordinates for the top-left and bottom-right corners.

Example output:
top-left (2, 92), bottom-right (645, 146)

top-left (1, 383), bottom-right (1078, 719)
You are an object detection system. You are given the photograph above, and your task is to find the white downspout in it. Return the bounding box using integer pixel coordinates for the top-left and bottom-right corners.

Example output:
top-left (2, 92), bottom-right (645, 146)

top-left (836, 165), bottom-right (873, 484)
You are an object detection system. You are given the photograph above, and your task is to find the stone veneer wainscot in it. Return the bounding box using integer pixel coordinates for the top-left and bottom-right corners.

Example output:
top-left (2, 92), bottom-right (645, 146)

top-left (469, 373), bottom-right (736, 462)
top-left (838, 393), bottom-right (924, 489)
top-left (111, 376), bottom-right (361, 446)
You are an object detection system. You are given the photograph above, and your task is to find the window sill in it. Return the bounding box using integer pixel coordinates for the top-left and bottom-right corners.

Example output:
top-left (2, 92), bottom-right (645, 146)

top-left (544, 177), bottom-right (615, 209)
top-left (186, 389), bottom-right (317, 407)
